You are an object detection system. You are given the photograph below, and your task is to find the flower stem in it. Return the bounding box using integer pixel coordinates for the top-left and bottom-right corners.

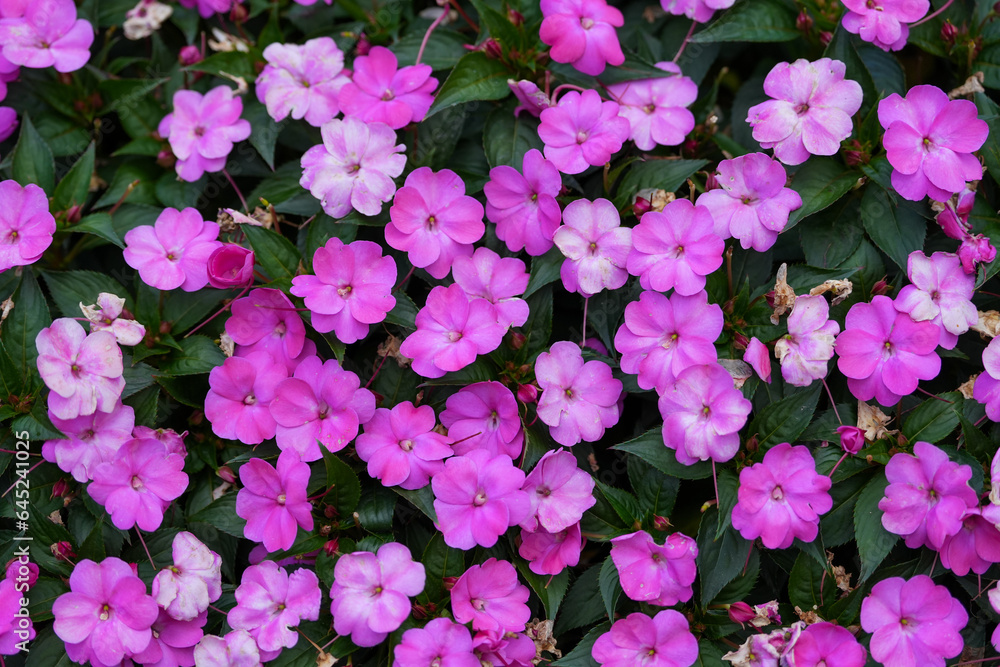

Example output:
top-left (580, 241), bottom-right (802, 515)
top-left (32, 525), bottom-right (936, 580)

top-left (136, 530), bottom-right (157, 570)
top-left (827, 452), bottom-right (849, 479)
top-left (184, 283), bottom-right (252, 338)
top-left (821, 378), bottom-right (843, 424)
top-left (712, 459), bottom-right (720, 510)
top-left (910, 0), bottom-right (954, 28)
top-left (673, 19), bottom-right (698, 62)
top-left (223, 168), bottom-right (249, 213)
top-left (415, 10), bottom-right (449, 66)
top-left (364, 352), bottom-right (389, 389)
top-left (449, 0), bottom-right (478, 32)
top-left (581, 297), bottom-right (589, 347)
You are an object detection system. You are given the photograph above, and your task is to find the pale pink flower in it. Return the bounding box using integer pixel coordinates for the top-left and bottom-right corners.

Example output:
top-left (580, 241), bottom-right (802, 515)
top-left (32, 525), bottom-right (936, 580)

top-left (786, 622), bottom-right (867, 667)
top-left (452, 247), bottom-right (530, 329)
top-left (193, 630), bottom-right (262, 667)
top-left (484, 148), bottom-right (563, 256)
top-left (43, 401), bottom-right (134, 482)
top-left (773, 295), bottom-right (840, 387)
top-left (130, 610), bottom-right (204, 667)
top-left (521, 449), bottom-right (596, 533)
top-left (974, 336), bottom-right (1000, 421)
top-left (536, 341), bottom-right (622, 446)
top-left (440, 381), bottom-right (524, 459)
top-left (236, 450), bottom-right (314, 552)
top-left (158, 86), bottom-right (251, 182)
top-left (937, 508), bottom-right (1000, 576)
top-left (538, 90), bottom-right (629, 174)
top-left (607, 62), bottom-right (697, 150)
top-left (539, 0), bottom-right (624, 76)
top-left (610, 530), bottom-right (697, 606)
top-left (256, 37), bottom-right (349, 126)
top-left (36, 318), bottom-right (125, 421)
top-left (554, 197), bottom-right (632, 297)
top-left (204, 352), bottom-right (287, 445)
top-left (842, 0), bottom-right (929, 51)
top-left (80, 292), bottom-right (146, 346)
top-left (0, 180), bottom-right (55, 272)
top-left (123, 207), bottom-right (221, 291)
top-left (0, 0), bottom-right (94, 72)
top-left (451, 559), bottom-right (530, 633)
top-left (178, 0), bottom-right (233, 18)
top-left (744, 337), bottom-right (772, 384)
top-left (894, 251), bottom-right (976, 349)
top-left (339, 46), bottom-right (438, 129)
top-left (355, 401), bottom-right (452, 490)
top-left (474, 629), bottom-right (536, 667)
top-left (153, 531), bottom-right (223, 622)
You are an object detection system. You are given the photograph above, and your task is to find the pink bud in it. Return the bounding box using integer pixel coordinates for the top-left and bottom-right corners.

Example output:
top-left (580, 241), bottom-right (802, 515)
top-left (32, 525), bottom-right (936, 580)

top-left (482, 37), bottom-right (503, 60)
top-left (633, 196), bottom-right (652, 219)
top-left (819, 31), bottom-right (833, 45)
top-left (704, 172), bottom-right (720, 191)
top-left (207, 244), bottom-right (255, 289)
top-left (508, 8), bottom-right (524, 25)
top-left (836, 425), bottom-right (865, 454)
top-left (510, 331), bottom-right (527, 350)
top-left (217, 466), bottom-right (237, 484)
top-left (517, 384), bottom-right (538, 404)
top-left (871, 278), bottom-right (892, 296)
top-left (357, 33), bottom-right (371, 56)
top-left (442, 576), bottom-right (459, 591)
top-left (796, 10), bottom-right (813, 32)
top-left (959, 234), bottom-right (997, 274)
top-left (941, 21), bottom-right (958, 42)
top-left (156, 149), bottom-right (176, 169)
top-left (179, 45), bottom-right (202, 66)
top-left (652, 515), bottom-right (671, 531)
top-left (65, 204), bottom-right (82, 224)
top-left (323, 538), bottom-right (339, 557)
top-left (733, 332), bottom-right (750, 350)
top-left (51, 478), bottom-right (69, 498)
top-left (729, 602), bottom-right (755, 625)
top-left (51, 541), bottom-right (76, 561)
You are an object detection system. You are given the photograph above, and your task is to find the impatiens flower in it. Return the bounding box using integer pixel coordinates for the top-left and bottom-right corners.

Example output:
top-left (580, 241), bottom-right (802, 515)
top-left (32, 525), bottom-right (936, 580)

top-left (509, 79), bottom-right (554, 118)
top-left (226, 288), bottom-right (306, 366)
top-left (451, 559), bottom-right (530, 633)
top-left (0, 579), bottom-right (31, 655)
top-left (661, 0), bottom-right (734, 22)
top-left (610, 531), bottom-right (698, 606)
top-left (386, 167), bottom-right (485, 279)
top-left (431, 449), bottom-right (532, 549)
top-left (835, 295), bottom-right (942, 406)
top-left (538, 90), bottom-right (629, 174)
top-left (592, 610), bottom-right (699, 667)
top-left (860, 575), bottom-right (967, 667)
top-left (0, 0), bottom-right (93, 72)
top-left (339, 46), bottom-right (437, 129)
top-left (131, 610), bottom-right (204, 667)
top-left (440, 382), bottom-right (524, 459)
top-left (236, 450), bottom-right (314, 552)
top-left (53, 557), bottom-right (159, 667)
top-left (723, 627), bottom-right (801, 667)
top-left (153, 531), bottom-right (223, 622)
top-left (329, 542), bottom-right (425, 647)
top-left (132, 426), bottom-right (186, 457)
top-left (518, 523), bottom-right (585, 575)
top-left (123, 0), bottom-right (173, 41)
top-left (773, 295), bottom-right (840, 387)
top-left (356, 401), bottom-right (453, 489)
top-left (937, 508), bottom-right (1000, 576)
top-left (484, 148), bottom-right (563, 256)
top-left (730, 443), bottom-right (833, 549)
top-left (204, 352), bottom-right (287, 445)
top-left (452, 248), bottom-right (530, 329)
top-left (696, 153), bottom-right (802, 252)
top-left (256, 37), bottom-right (349, 126)
top-left (394, 617), bottom-right (479, 667)
top-left (743, 337), bottom-right (772, 384)
top-left (474, 630), bottom-right (536, 667)
top-left (193, 630), bottom-right (262, 667)
top-left (300, 116), bottom-right (406, 217)
top-left (747, 58), bottom-right (863, 165)
top-left (936, 186), bottom-right (976, 240)
top-left (785, 622), bottom-right (867, 667)
top-left (878, 85), bottom-right (988, 201)
top-left (535, 341), bottom-right (623, 446)
top-left (553, 197), bottom-right (632, 297)
top-left (841, 0), bottom-right (929, 51)
top-left (123, 207), bottom-right (221, 291)
top-left (658, 363), bottom-right (753, 465)
top-left (178, 0), bottom-right (233, 18)
top-left (228, 561), bottom-right (321, 654)
top-left (607, 62), bottom-right (697, 150)
top-left (80, 292), bottom-right (146, 346)
top-left (399, 284), bottom-right (506, 379)
top-left (959, 233), bottom-right (997, 274)
top-left (837, 425), bottom-right (865, 455)
top-left (992, 586), bottom-right (1000, 653)
top-left (521, 450), bottom-right (595, 533)
top-left (539, 0), bottom-right (624, 75)
top-left (43, 401), bottom-right (134, 482)
top-left (975, 336), bottom-right (1000, 421)
top-left (0, 180), bottom-right (55, 272)
top-left (36, 318), bottom-right (125, 421)
top-left (894, 251), bottom-right (976, 349)
top-left (158, 86), bottom-right (251, 182)
top-left (206, 244), bottom-right (254, 289)
top-left (615, 290), bottom-right (723, 393)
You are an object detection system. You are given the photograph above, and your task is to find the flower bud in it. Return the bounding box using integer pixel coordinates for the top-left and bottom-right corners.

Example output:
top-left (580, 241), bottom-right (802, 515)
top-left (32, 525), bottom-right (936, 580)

top-left (871, 278), bottom-right (892, 296)
top-left (217, 466), bottom-right (237, 484)
top-left (732, 332), bottom-right (750, 351)
top-left (51, 478), bottom-right (70, 499)
top-left (819, 31), bottom-right (833, 45)
top-left (941, 21), bottom-right (958, 43)
top-left (509, 331), bottom-right (527, 350)
top-left (796, 10), bottom-right (813, 33)
top-left (652, 515), bottom-right (671, 531)
top-left (728, 602), bottom-right (755, 625)
top-left (229, 2), bottom-right (248, 22)
top-left (442, 576), bottom-right (459, 591)
top-left (51, 541), bottom-right (76, 561)
top-left (704, 171), bottom-right (720, 191)
top-left (156, 149), bottom-right (176, 169)
top-left (65, 204), bottom-right (83, 224)
top-left (836, 425), bottom-right (865, 454)
top-left (633, 196), bottom-right (652, 219)
top-left (207, 244), bottom-right (255, 289)
top-left (356, 32), bottom-right (371, 56)
top-left (179, 45), bottom-right (202, 66)
top-left (479, 37), bottom-right (503, 60)
top-left (323, 538), bottom-right (339, 557)
top-left (508, 8), bottom-right (524, 25)
top-left (517, 383), bottom-right (538, 404)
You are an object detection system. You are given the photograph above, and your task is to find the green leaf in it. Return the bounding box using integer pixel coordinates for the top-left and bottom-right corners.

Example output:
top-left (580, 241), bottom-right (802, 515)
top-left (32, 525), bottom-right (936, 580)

top-left (976, 93), bottom-right (1000, 188)
top-left (960, 414), bottom-right (993, 459)
top-left (74, 212), bottom-right (124, 248)
top-left (186, 52), bottom-right (256, 81)
top-left (556, 565), bottom-right (606, 634)
top-left (243, 225), bottom-right (302, 281)
top-left (187, 493), bottom-right (247, 538)
top-left (12, 116), bottom-right (55, 194)
top-left (393, 28), bottom-right (470, 70)
top-left (5, 270), bottom-right (52, 377)
top-left (713, 548), bottom-right (760, 604)
top-left (612, 427), bottom-right (712, 480)
top-left (595, 481), bottom-right (642, 526)
top-left (861, 186), bottom-right (926, 271)
top-left (854, 471), bottom-right (897, 582)
top-left (385, 291), bottom-right (419, 329)
top-left (697, 507), bottom-right (752, 605)
top-left (394, 486), bottom-right (437, 522)
top-left (53, 141), bottom-right (95, 211)
top-left (598, 557), bottom-right (622, 622)
top-left (748, 383), bottom-right (822, 451)
top-left (627, 454), bottom-right (679, 522)
top-left (551, 622), bottom-right (610, 667)
top-left (322, 449), bottom-right (362, 518)
top-left (788, 552), bottom-right (826, 612)
top-left (902, 392), bottom-right (962, 444)
top-left (786, 158), bottom-right (859, 228)
top-left (613, 158), bottom-right (709, 208)
top-left (689, 0), bottom-right (798, 43)
top-left (26, 627), bottom-right (76, 667)
top-left (42, 270), bottom-right (129, 319)
top-left (427, 52), bottom-right (511, 117)
top-left (421, 532), bottom-right (465, 599)
top-left (159, 336), bottom-right (225, 376)
top-left (715, 468), bottom-right (740, 538)
top-left (0, 338), bottom-right (23, 399)
top-left (245, 101), bottom-right (282, 169)
top-left (516, 561), bottom-right (569, 620)
top-left (523, 246), bottom-right (564, 299)
top-left (483, 101), bottom-right (544, 169)
top-left (163, 288), bottom-right (228, 334)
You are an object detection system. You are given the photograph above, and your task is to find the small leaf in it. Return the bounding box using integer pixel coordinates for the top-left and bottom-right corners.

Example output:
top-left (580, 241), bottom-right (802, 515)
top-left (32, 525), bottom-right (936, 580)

top-left (612, 427), bottom-right (712, 480)
top-left (12, 116), bottom-right (55, 194)
top-left (786, 158), bottom-right (859, 228)
top-left (523, 246), bottom-right (564, 299)
top-left (861, 186), bottom-right (926, 271)
top-left (53, 141), bottom-right (95, 211)
top-left (689, 0), bottom-right (798, 43)
top-left (74, 213), bottom-right (124, 248)
top-left (42, 270), bottom-right (130, 319)
top-left (748, 383), bottom-right (822, 451)
top-left (788, 552), bottom-right (826, 612)
top-left (613, 158), bottom-right (709, 208)
top-left (385, 291), bottom-right (419, 329)
top-left (427, 52), bottom-right (511, 117)
top-left (595, 481), bottom-right (642, 526)
top-left (5, 270), bottom-right (52, 377)
top-left (159, 336), bottom-right (226, 377)
top-left (556, 565), bottom-right (605, 634)
top-left (516, 560), bottom-right (569, 620)
top-left (551, 622), bottom-right (610, 667)
top-left (244, 101), bottom-right (283, 169)
top-left (483, 100), bottom-right (544, 169)
top-left (421, 532), bottom-right (465, 599)
top-left (697, 507), bottom-right (751, 605)
top-left (321, 449), bottom-right (362, 518)
top-left (854, 471), bottom-right (897, 582)
top-left (902, 392), bottom-right (962, 444)
top-left (598, 557), bottom-right (622, 621)
top-left (243, 224), bottom-right (302, 281)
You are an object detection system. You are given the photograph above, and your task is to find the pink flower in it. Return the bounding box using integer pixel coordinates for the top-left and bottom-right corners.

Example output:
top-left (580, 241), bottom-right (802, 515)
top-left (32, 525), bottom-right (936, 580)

top-left (236, 450), bottom-right (314, 552)
top-left (256, 37), bottom-right (349, 126)
top-left (80, 292), bottom-right (146, 346)
top-left (440, 381), bottom-right (524, 459)
top-left (894, 251), bottom-right (976, 349)
top-left (773, 295), bottom-right (840, 387)
top-left (0, 579), bottom-right (33, 655)
top-left (592, 610), bottom-right (699, 667)
top-left (453, 247), bottom-right (530, 329)
top-left (539, 90), bottom-right (629, 174)
top-left (626, 199), bottom-right (724, 296)
top-left (225, 288), bottom-right (306, 366)
top-left (159, 86), bottom-right (251, 182)
top-left (730, 443), bottom-right (833, 549)
top-left (132, 426), bottom-right (186, 457)
top-left (539, 0), bottom-right (624, 76)
top-left (743, 337), bottom-right (772, 384)
top-left (860, 575), bottom-right (967, 667)
top-left (153, 531), bottom-right (222, 622)
top-left (786, 622), bottom-right (866, 667)
top-left (399, 284), bottom-right (506, 379)
top-left (521, 449), bottom-right (595, 532)
top-left (228, 561), bottom-right (320, 654)
top-left (975, 337), bottom-right (1000, 421)
top-left (509, 79), bottom-right (554, 118)
top-left (878, 85), bottom-right (988, 201)
top-left (386, 167), bottom-right (485, 279)
top-left (36, 318), bottom-right (125, 421)
top-left (394, 617), bottom-right (479, 667)
top-left (0, 180), bottom-right (55, 272)
top-left (300, 116), bottom-right (406, 217)
top-left (937, 508), bottom-right (1000, 576)
top-left (518, 523), bottom-right (584, 575)
top-left (43, 401), bottom-right (134, 482)
top-left (0, 0), bottom-right (93, 72)
top-left (696, 153), bottom-right (802, 252)
top-left (339, 46), bottom-right (437, 129)
top-left (554, 197), bottom-right (632, 296)
top-left (484, 148), bottom-right (563, 256)
top-left (193, 630), bottom-right (261, 667)
top-left (837, 425), bottom-right (865, 455)
top-left (0, 107), bottom-right (15, 143)
top-left (451, 559), bottom-right (530, 633)
top-left (329, 542), bottom-right (425, 646)
top-left (661, 0), bottom-right (734, 22)
top-left (607, 62), bottom-right (697, 150)
top-left (959, 233), bottom-right (996, 274)
top-left (130, 610), bottom-right (204, 667)
top-left (615, 290), bottom-right (723, 393)
top-left (992, 587), bottom-right (1000, 653)
top-left (123, 207), bottom-right (221, 291)
top-left (535, 341), bottom-right (622, 446)
top-left (355, 401), bottom-right (453, 489)
top-left (206, 245), bottom-right (254, 289)
top-left (747, 58), bottom-right (863, 165)
top-left (431, 449), bottom-right (532, 550)
top-left (178, 0), bottom-right (233, 18)
top-left (291, 237), bottom-right (397, 343)
top-left (52, 557), bottom-right (159, 666)
top-left (205, 352), bottom-right (287, 445)
top-left (658, 363), bottom-right (753, 466)
top-left (842, 0), bottom-right (928, 51)
top-left (936, 186), bottom-right (976, 240)
top-left (610, 531), bottom-right (698, 606)
top-left (835, 295), bottom-right (942, 406)
top-left (474, 630), bottom-right (536, 667)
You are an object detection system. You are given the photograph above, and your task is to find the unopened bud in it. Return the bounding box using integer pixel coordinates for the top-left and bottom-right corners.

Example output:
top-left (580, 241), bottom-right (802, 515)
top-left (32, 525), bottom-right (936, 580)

top-left (728, 602), bottom-right (755, 625)
top-left (764, 290), bottom-right (776, 308)
top-left (65, 204), bottom-right (83, 224)
top-left (510, 331), bottom-right (527, 350)
top-left (156, 149), bottom-right (176, 169)
top-left (179, 45), bottom-right (202, 65)
top-left (356, 32), bottom-right (371, 56)
top-left (324, 505), bottom-right (338, 519)
top-left (837, 425), bottom-right (865, 455)
top-left (442, 576), bottom-right (459, 591)
top-left (517, 384), bottom-right (538, 404)
top-left (51, 541), bottom-right (76, 561)
top-left (482, 37), bottom-right (503, 60)
top-left (819, 31), bottom-right (833, 45)
top-left (217, 466), bottom-right (237, 484)
top-left (323, 538), bottom-right (339, 557)
top-left (941, 21), bottom-right (959, 42)
top-left (796, 10), bottom-right (813, 33)
top-left (745, 434), bottom-right (759, 454)
top-left (732, 332), bottom-right (750, 351)
top-left (229, 2), bottom-right (248, 22)
top-left (508, 8), bottom-right (524, 26)
top-left (633, 196), bottom-right (652, 219)
top-left (652, 515), bottom-right (671, 531)
top-left (871, 278), bottom-right (891, 296)
top-left (51, 478), bottom-right (69, 499)
top-left (704, 171), bottom-right (719, 191)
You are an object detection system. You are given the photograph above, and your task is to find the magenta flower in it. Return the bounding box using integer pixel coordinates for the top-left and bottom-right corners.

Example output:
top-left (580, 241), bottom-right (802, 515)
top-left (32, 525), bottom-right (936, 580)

top-left (0, 0), bottom-right (93, 72)
top-left (80, 292), bottom-right (146, 346)
top-left (451, 559), bottom-right (530, 633)
top-left (553, 197), bottom-right (632, 297)
top-left (153, 531), bottom-right (223, 622)
top-left (300, 116), bottom-right (406, 217)
top-left (394, 617), bottom-right (479, 667)
top-left (959, 233), bottom-right (997, 274)
top-left (658, 363), bottom-right (752, 466)
top-left (937, 186), bottom-right (976, 240)
top-left (43, 401), bottom-right (133, 482)
top-left (860, 575), bottom-right (967, 667)
top-left (747, 58), bottom-right (863, 165)
top-left (236, 450), bottom-right (314, 552)
top-left (521, 449), bottom-right (596, 533)
top-left (895, 251), bottom-right (976, 349)
top-left (835, 295), bottom-right (942, 406)
top-left (536, 341), bottom-right (622, 446)
top-left (52, 557), bottom-right (159, 666)
top-left (431, 449), bottom-right (532, 550)
top-left (0, 579), bottom-right (33, 655)
top-left (661, 0), bottom-right (734, 22)
top-left (256, 37), bottom-right (349, 126)
top-left (132, 426), bottom-right (186, 457)
top-left (474, 629), bottom-right (536, 667)
top-left (773, 295), bottom-right (840, 387)
top-left (228, 561), bottom-right (321, 654)
top-left (193, 630), bottom-right (261, 667)
top-left (204, 352), bottom-right (287, 445)
top-left (592, 610), bottom-right (699, 667)
top-left (329, 542), bottom-right (425, 646)
top-left (696, 153), bottom-right (802, 252)
top-left (539, 0), bottom-right (624, 76)
top-left (509, 79), bottom-right (554, 118)
top-left (0, 180), bottom-right (55, 272)
top-left (539, 90), bottom-right (629, 174)
top-left (130, 609), bottom-right (204, 667)
top-left (610, 531), bottom-right (697, 606)
top-left (386, 167), bottom-right (485, 279)
top-left (339, 46), bottom-right (437, 129)
top-left (744, 337), bottom-right (772, 384)
top-left (441, 381), bottom-right (524, 459)
top-left (485, 148), bottom-right (563, 256)
top-left (937, 508), bottom-right (1000, 576)
top-left (36, 318), bottom-right (125, 421)
top-left (838, 425), bottom-right (865, 455)
top-left (519, 523), bottom-right (585, 575)
top-left (453, 248), bottom-right (530, 329)
top-left (730, 443), bottom-right (833, 549)
top-left (786, 622), bottom-right (866, 667)
top-left (158, 86), bottom-right (251, 182)
top-left (878, 85), bottom-right (988, 201)
top-left (842, 0), bottom-right (929, 51)
top-left (178, 0), bottom-right (233, 18)
top-left (607, 62), bottom-right (697, 150)
top-left (123, 207), bottom-right (221, 291)
top-left (974, 337), bottom-right (1000, 421)
top-left (399, 284), bottom-right (506, 379)
top-left (226, 287), bottom-right (306, 364)
top-left (355, 401), bottom-right (453, 490)
top-left (206, 244), bottom-right (254, 289)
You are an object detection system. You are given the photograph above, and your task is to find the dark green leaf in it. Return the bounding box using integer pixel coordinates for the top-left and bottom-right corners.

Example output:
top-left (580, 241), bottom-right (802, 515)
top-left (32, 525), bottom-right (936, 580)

top-left (5, 270), bottom-right (51, 377)
top-left (186, 52), bottom-right (256, 81)
top-left (12, 116), bottom-right (55, 194)
top-left (516, 561), bottom-right (569, 620)
top-left (483, 101), bottom-right (544, 169)
top-left (73, 212), bottom-right (124, 248)
top-left (557, 565), bottom-right (606, 633)
top-left (243, 224), bottom-right (302, 281)
top-left (322, 449), bottom-right (362, 518)
top-left (788, 552), bottom-right (825, 612)
top-left (697, 507), bottom-right (751, 605)
top-left (523, 246), bottom-right (564, 299)
top-left (612, 427), bottom-right (713, 480)
top-left (689, 0), bottom-right (798, 43)
top-left (245, 101), bottom-right (282, 169)
top-left (427, 52), bottom-right (511, 117)
top-left (394, 486), bottom-right (437, 522)
top-left (393, 28), bottom-right (470, 70)
top-left (748, 383), bottom-right (822, 451)
top-left (713, 548), bottom-right (759, 604)
top-left (385, 292), bottom-right (419, 329)
top-left (786, 158), bottom-right (859, 228)
top-left (53, 142), bottom-right (95, 211)
top-left (551, 622), bottom-right (609, 667)
top-left (356, 485), bottom-right (396, 533)
top-left (976, 93), bottom-right (1000, 188)
top-left (598, 557), bottom-right (622, 622)
top-left (613, 158), bottom-right (709, 208)
top-left (159, 335), bottom-right (225, 376)
top-left (861, 186), bottom-right (926, 271)
top-left (902, 392), bottom-right (961, 444)
top-left (595, 481), bottom-right (642, 526)
top-left (187, 493), bottom-right (247, 538)
top-left (627, 454), bottom-right (679, 522)
top-left (421, 532), bottom-right (465, 599)
top-left (854, 471), bottom-right (897, 582)
top-left (42, 270), bottom-right (129, 319)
